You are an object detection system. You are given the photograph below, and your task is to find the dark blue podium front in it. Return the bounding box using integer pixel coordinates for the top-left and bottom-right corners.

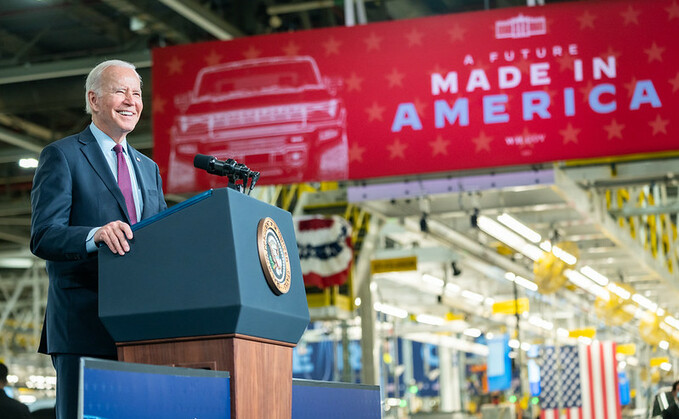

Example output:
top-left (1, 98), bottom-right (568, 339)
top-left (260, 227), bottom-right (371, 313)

top-left (98, 187), bottom-right (309, 344)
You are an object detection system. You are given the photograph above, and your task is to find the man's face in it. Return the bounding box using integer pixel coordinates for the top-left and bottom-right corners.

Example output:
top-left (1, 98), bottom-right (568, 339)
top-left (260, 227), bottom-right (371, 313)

top-left (89, 66), bottom-right (143, 143)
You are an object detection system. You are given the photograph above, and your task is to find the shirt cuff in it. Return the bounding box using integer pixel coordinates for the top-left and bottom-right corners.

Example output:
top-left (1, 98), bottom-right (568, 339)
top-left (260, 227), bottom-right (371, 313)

top-left (86, 227), bottom-right (100, 253)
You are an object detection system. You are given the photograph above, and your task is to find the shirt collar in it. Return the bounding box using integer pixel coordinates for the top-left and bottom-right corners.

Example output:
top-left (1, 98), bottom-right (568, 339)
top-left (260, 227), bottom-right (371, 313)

top-left (89, 122), bottom-right (129, 153)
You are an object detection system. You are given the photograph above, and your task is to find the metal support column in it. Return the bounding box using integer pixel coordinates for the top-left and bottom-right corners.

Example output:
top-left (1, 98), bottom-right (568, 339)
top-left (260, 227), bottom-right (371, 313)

top-left (356, 216), bottom-right (383, 385)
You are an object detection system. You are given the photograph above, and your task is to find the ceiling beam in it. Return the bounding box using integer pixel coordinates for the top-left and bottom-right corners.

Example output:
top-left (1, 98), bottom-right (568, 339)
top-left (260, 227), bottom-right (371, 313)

top-left (0, 114), bottom-right (57, 142)
top-left (554, 167), bottom-right (679, 291)
top-left (0, 50), bottom-right (151, 85)
top-left (70, 2), bottom-right (136, 44)
top-left (609, 200), bottom-right (679, 217)
top-left (101, 0), bottom-right (191, 44)
top-left (0, 126), bottom-right (44, 153)
top-left (0, 27), bottom-right (47, 59)
top-left (158, 0), bottom-right (244, 40)
top-left (0, 229), bottom-right (30, 247)
top-left (0, 131), bottom-right (151, 169)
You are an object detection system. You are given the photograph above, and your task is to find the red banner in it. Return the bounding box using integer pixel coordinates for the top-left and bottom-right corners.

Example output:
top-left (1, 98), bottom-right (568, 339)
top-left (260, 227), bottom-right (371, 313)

top-left (152, 0), bottom-right (679, 192)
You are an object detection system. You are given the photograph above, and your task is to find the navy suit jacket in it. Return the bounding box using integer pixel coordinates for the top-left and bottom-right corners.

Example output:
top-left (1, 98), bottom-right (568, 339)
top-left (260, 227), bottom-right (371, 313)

top-left (30, 126), bottom-right (167, 356)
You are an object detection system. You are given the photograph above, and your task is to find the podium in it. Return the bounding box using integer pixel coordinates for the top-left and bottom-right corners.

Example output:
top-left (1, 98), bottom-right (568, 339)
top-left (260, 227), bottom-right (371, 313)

top-left (98, 188), bottom-right (310, 419)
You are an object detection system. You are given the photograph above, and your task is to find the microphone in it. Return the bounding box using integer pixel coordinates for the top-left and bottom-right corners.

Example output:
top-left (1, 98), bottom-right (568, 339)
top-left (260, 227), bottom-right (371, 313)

top-left (193, 154), bottom-right (260, 194)
top-left (193, 154), bottom-right (236, 177)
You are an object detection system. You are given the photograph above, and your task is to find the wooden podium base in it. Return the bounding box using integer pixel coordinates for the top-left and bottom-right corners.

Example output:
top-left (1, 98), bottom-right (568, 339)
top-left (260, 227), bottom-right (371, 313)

top-left (117, 334), bottom-right (294, 419)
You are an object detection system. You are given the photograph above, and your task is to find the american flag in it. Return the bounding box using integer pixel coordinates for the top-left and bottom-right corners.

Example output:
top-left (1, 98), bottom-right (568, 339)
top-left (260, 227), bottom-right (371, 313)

top-left (540, 341), bottom-right (621, 419)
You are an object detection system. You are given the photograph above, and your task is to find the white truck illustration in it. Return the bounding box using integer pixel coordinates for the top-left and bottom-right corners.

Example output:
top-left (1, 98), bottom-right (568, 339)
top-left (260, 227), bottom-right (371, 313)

top-left (167, 55), bottom-right (348, 190)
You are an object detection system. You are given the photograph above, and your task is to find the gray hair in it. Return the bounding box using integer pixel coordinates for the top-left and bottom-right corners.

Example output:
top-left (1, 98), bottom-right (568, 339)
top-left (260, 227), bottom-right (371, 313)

top-left (85, 60), bottom-right (142, 114)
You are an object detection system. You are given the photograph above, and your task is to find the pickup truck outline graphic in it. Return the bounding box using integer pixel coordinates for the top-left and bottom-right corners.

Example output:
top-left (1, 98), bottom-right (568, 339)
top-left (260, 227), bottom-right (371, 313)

top-left (167, 55), bottom-right (348, 190)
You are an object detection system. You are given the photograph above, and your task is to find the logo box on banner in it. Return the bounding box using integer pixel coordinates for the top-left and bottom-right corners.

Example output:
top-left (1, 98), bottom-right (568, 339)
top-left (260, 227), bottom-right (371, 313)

top-left (153, 0), bottom-right (679, 191)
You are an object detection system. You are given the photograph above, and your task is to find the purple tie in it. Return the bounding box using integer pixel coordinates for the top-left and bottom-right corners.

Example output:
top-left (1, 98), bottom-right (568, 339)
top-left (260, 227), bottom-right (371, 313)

top-left (113, 144), bottom-right (137, 225)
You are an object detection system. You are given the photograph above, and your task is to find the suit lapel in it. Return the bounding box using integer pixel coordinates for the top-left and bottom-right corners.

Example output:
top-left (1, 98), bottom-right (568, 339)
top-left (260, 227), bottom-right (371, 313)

top-left (78, 128), bottom-right (131, 223)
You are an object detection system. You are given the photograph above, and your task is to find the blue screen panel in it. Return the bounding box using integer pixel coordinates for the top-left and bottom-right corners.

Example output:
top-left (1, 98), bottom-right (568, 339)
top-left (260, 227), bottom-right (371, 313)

top-left (79, 358), bottom-right (230, 419)
top-left (292, 379), bottom-right (380, 419)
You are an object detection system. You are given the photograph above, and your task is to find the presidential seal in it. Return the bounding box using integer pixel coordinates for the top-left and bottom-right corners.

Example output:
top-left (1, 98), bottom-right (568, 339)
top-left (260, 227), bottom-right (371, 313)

top-left (257, 217), bottom-right (291, 295)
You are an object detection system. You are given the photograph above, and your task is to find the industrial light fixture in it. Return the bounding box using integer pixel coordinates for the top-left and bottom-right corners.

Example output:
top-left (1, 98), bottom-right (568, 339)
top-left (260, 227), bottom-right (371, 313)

top-left (564, 269), bottom-right (609, 300)
top-left (445, 283), bottom-right (461, 295)
top-left (580, 266), bottom-right (609, 286)
top-left (415, 313), bottom-right (445, 326)
top-left (476, 215), bottom-right (543, 261)
top-left (19, 158), bottom-right (38, 168)
top-left (528, 315), bottom-right (553, 330)
top-left (463, 328), bottom-right (482, 338)
top-left (551, 244), bottom-right (577, 265)
top-left (461, 290), bottom-right (485, 303)
top-left (665, 316), bottom-right (679, 329)
top-left (374, 302), bottom-right (408, 319)
top-left (606, 282), bottom-right (631, 300)
top-left (505, 272), bottom-right (539, 292)
top-left (632, 293), bottom-right (658, 312)
top-left (497, 213), bottom-right (541, 243)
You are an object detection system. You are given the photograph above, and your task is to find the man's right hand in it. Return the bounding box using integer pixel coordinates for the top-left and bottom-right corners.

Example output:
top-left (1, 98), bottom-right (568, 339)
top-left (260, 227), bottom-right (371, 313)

top-left (94, 220), bottom-right (133, 255)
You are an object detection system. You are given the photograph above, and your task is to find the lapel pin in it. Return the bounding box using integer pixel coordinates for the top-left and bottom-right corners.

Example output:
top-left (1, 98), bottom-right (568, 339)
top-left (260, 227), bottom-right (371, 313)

top-left (136, 157), bottom-right (141, 162)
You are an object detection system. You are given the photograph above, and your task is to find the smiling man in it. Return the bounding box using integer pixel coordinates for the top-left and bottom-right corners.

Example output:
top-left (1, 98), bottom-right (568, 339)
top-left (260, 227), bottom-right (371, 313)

top-left (30, 60), bottom-right (167, 419)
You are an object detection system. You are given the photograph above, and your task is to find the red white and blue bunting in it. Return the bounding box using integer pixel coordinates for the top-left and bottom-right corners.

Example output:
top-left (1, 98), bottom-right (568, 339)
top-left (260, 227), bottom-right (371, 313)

top-left (294, 216), bottom-right (353, 289)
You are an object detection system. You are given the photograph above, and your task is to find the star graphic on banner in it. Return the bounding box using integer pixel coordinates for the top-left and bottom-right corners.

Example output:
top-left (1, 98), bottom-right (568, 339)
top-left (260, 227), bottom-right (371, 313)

top-left (166, 56), bottom-right (184, 75)
top-left (624, 77), bottom-right (638, 98)
top-left (557, 55), bottom-right (575, 72)
top-left (386, 68), bottom-right (405, 88)
top-left (620, 5), bottom-right (641, 25)
top-left (644, 42), bottom-right (665, 63)
top-left (429, 135), bottom-right (450, 157)
top-left (669, 72), bottom-right (679, 93)
top-left (603, 119), bottom-right (625, 140)
top-left (649, 114), bottom-right (669, 135)
top-left (472, 131), bottom-right (493, 153)
top-left (405, 27), bottom-right (424, 47)
top-left (365, 102), bottom-right (386, 122)
top-left (349, 143), bottom-right (366, 162)
top-left (666, 1), bottom-right (679, 20)
top-left (429, 63), bottom-right (447, 76)
top-left (345, 72), bottom-right (364, 92)
top-left (578, 81), bottom-right (594, 104)
top-left (152, 96), bottom-right (167, 114)
top-left (559, 123), bottom-right (581, 144)
top-left (448, 24), bottom-right (466, 42)
top-left (204, 50), bottom-right (222, 66)
top-left (243, 45), bottom-right (261, 59)
top-left (364, 32), bottom-right (383, 51)
top-left (323, 37), bottom-right (342, 56)
top-left (413, 98), bottom-right (428, 118)
top-left (387, 138), bottom-right (408, 159)
top-left (282, 41), bottom-right (301, 56)
top-left (577, 10), bottom-right (597, 29)
top-left (600, 46), bottom-right (621, 61)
